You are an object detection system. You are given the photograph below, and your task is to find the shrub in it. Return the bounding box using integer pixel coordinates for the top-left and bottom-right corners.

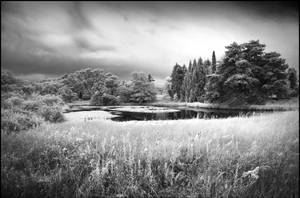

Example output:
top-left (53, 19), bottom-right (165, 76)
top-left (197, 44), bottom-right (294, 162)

top-left (102, 94), bottom-right (120, 106)
top-left (40, 105), bottom-right (65, 123)
top-left (5, 96), bottom-right (25, 107)
top-left (58, 86), bottom-right (78, 103)
top-left (22, 100), bottom-right (43, 112)
top-left (90, 92), bottom-right (120, 106)
top-left (117, 85), bottom-right (133, 103)
top-left (1, 109), bottom-right (42, 134)
top-left (36, 94), bottom-right (65, 106)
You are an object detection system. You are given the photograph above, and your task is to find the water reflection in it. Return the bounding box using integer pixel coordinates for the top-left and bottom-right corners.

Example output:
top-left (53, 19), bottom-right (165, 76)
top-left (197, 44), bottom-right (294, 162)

top-left (109, 108), bottom-right (270, 122)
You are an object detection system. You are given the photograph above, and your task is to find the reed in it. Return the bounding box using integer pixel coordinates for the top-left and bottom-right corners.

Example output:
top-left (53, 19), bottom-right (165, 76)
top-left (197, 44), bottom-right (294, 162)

top-left (1, 111), bottom-right (299, 197)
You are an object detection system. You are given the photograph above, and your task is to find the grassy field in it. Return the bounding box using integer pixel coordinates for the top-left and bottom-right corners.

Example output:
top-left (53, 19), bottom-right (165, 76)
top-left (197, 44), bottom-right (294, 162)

top-left (1, 111), bottom-right (299, 197)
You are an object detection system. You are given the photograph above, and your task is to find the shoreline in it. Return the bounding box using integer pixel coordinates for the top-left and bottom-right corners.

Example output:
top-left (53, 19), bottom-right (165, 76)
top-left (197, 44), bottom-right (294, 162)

top-left (150, 101), bottom-right (299, 111)
top-left (64, 97), bottom-right (299, 112)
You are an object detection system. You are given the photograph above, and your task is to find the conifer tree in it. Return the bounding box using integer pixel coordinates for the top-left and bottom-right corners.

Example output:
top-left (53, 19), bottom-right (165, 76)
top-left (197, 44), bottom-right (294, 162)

top-left (212, 51), bottom-right (217, 73)
top-left (204, 59), bottom-right (211, 75)
top-left (171, 63), bottom-right (185, 100)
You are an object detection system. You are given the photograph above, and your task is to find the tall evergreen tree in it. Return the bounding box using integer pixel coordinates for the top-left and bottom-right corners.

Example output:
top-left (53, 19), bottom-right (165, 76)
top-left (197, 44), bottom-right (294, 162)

top-left (197, 57), bottom-right (203, 66)
top-left (261, 52), bottom-right (289, 99)
top-left (171, 63), bottom-right (185, 100)
top-left (188, 60), bottom-right (192, 72)
top-left (212, 51), bottom-right (216, 73)
top-left (180, 65), bottom-right (188, 100)
top-left (189, 57), bottom-right (206, 102)
top-left (203, 59), bottom-right (211, 75)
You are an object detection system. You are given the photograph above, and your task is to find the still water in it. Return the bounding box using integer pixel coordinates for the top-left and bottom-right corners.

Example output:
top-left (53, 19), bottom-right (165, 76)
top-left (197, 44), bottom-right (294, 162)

top-left (105, 107), bottom-right (273, 122)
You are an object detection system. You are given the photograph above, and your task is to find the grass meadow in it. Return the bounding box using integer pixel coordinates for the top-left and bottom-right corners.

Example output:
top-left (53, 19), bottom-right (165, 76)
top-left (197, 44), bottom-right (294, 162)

top-left (153, 97), bottom-right (299, 111)
top-left (1, 111), bottom-right (299, 198)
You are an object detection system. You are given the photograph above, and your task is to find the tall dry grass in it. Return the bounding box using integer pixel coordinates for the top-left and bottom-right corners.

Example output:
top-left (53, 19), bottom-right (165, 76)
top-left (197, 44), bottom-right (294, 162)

top-left (1, 111), bottom-right (299, 197)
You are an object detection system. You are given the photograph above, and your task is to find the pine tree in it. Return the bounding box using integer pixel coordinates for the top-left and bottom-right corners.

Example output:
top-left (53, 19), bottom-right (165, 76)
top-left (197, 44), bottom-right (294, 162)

top-left (180, 65), bottom-right (188, 100)
top-left (204, 59), bottom-right (211, 75)
top-left (171, 63), bottom-right (185, 100)
top-left (189, 57), bottom-right (206, 102)
top-left (188, 60), bottom-right (192, 72)
top-left (198, 57), bottom-right (203, 66)
top-left (212, 51), bottom-right (216, 73)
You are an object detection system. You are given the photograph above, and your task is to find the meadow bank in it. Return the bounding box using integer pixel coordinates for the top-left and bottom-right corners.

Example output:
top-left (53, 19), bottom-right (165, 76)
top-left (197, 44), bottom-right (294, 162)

top-left (151, 97), bottom-right (299, 111)
top-left (1, 111), bottom-right (299, 197)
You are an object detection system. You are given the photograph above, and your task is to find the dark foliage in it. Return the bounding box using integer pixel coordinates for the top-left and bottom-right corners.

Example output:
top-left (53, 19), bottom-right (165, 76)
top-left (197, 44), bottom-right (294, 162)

top-left (168, 40), bottom-right (298, 105)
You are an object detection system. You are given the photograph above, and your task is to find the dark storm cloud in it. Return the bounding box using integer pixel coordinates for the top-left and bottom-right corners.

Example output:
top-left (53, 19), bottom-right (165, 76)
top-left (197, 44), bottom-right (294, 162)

top-left (67, 2), bottom-right (93, 30)
top-left (233, 1), bottom-right (298, 19)
top-left (1, 1), bottom-right (299, 83)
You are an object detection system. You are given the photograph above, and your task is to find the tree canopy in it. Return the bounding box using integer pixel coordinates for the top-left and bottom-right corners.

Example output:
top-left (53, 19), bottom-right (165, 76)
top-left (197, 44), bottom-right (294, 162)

top-left (167, 40), bottom-right (298, 105)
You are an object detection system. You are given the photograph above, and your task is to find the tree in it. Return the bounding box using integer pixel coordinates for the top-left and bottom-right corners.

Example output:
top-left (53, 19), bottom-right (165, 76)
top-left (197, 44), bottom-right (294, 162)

top-left (169, 40), bottom-right (294, 105)
top-left (40, 81), bottom-right (63, 95)
top-left (287, 68), bottom-right (299, 97)
top-left (204, 74), bottom-right (222, 102)
top-left (203, 59), bottom-right (211, 75)
top-left (165, 76), bottom-right (174, 99)
top-left (58, 86), bottom-right (78, 103)
top-left (261, 52), bottom-right (289, 99)
top-left (104, 73), bottom-right (120, 95)
top-left (1, 69), bottom-right (23, 93)
top-left (117, 81), bottom-right (133, 103)
top-left (287, 68), bottom-right (298, 90)
top-left (90, 92), bottom-right (119, 106)
top-left (129, 72), bottom-right (157, 103)
top-left (189, 58), bottom-right (206, 102)
top-left (181, 70), bottom-right (192, 102)
top-left (1, 69), bottom-right (18, 85)
top-left (212, 51), bottom-right (216, 73)
top-left (179, 65), bottom-right (188, 100)
top-left (223, 74), bottom-right (261, 105)
top-left (170, 63), bottom-right (185, 100)
top-left (61, 68), bottom-right (104, 99)
top-left (215, 40), bottom-right (290, 104)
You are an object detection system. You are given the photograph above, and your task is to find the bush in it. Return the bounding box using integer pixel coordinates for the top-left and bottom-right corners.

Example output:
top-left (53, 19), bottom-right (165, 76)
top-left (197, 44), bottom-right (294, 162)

top-left (36, 94), bottom-right (65, 106)
top-left (22, 100), bottom-right (43, 112)
top-left (1, 109), bottom-right (42, 134)
top-left (40, 105), bottom-right (65, 123)
top-left (5, 96), bottom-right (25, 107)
top-left (1, 93), bottom-right (66, 134)
top-left (90, 92), bottom-right (120, 106)
top-left (117, 85), bottom-right (133, 103)
top-left (58, 86), bottom-right (78, 103)
top-left (102, 94), bottom-right (120, 105)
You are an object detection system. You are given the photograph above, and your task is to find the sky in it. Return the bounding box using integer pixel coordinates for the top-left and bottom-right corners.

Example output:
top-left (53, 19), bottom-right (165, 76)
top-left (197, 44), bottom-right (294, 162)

top-left (1, 1), bottom-right (299, 86)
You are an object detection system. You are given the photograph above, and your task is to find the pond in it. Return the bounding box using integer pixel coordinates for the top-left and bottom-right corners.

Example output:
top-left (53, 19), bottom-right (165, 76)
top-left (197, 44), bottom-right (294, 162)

top-left (101, 106), bottom-right (274, 122)
top-left (64, 105), bottom-right (277, 122)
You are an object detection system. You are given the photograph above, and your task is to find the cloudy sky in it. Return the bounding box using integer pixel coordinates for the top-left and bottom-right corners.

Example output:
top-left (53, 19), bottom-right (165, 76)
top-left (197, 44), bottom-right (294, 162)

top-left (1, 1), bottom-right (299, 85)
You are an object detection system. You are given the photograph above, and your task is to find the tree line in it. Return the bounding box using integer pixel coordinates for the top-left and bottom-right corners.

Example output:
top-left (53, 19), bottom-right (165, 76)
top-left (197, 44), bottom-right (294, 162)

top-left (167, 40), bottom-right (298, 105)
top-left (1, 68), bottom-right (157, 106)
top-left (1, 68), bottom-right (157, 133)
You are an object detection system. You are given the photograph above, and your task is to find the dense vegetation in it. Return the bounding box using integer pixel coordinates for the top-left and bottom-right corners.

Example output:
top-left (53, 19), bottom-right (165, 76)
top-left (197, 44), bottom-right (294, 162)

top-left (167, 40), bottom-right (299, 105)
top-left (1, 68), bottom-right (157, 133)
top-left (58, 69), bottom-right (156, 104)
top-left (1, 111), bottom-right (298, 198)
top-left (1, 70), bottom-right (66, 134)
